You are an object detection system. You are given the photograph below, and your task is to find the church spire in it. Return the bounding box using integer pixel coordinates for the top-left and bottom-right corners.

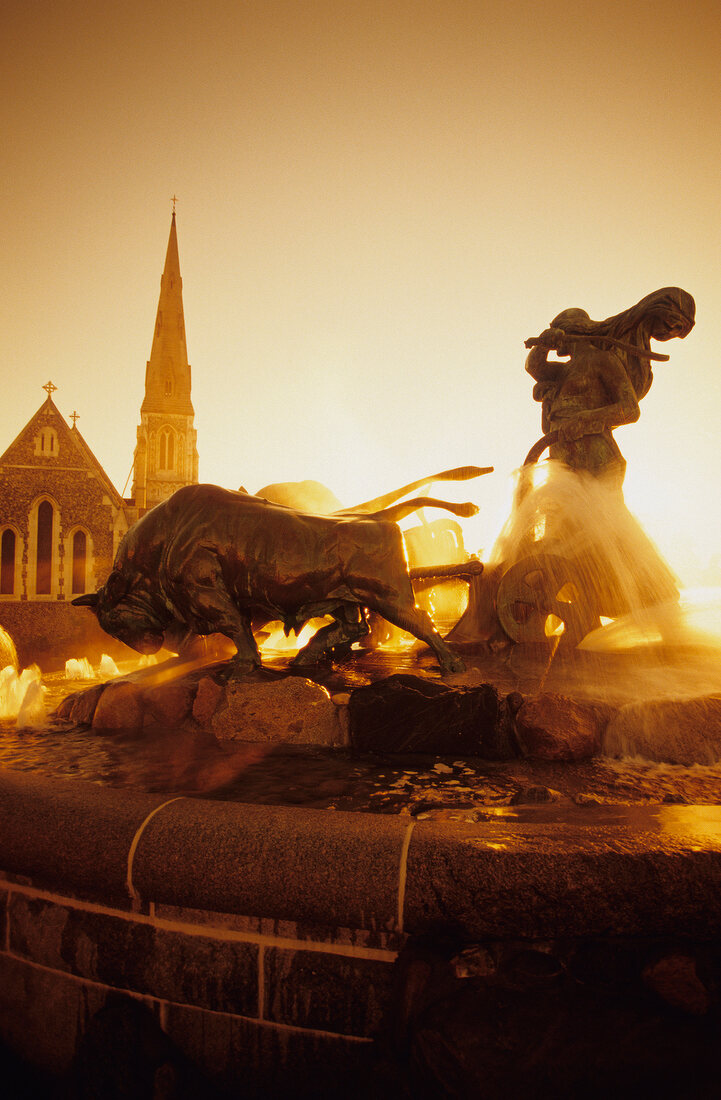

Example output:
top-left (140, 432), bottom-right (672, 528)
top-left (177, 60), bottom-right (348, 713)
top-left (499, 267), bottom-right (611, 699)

top-left (132, 208), bottom-right (199, 511)
top-left (140, 210), bottom-right (193, 416)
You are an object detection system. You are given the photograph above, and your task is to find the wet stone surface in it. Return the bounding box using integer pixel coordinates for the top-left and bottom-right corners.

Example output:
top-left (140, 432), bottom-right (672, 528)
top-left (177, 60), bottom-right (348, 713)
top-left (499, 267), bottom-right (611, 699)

top-left (3, 716), bottom-right (721, 819)
top-left (3, 645), bottom-right (721, 816)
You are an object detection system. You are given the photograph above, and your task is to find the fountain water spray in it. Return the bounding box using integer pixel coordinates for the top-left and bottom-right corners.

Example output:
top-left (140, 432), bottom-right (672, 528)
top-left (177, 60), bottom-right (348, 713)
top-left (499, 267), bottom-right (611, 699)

top-left (98, 653), bottom-right (120, 677)
top-left (65, 657), bottom-right (95, 680)
top-left (16, 676), bottom-right (47, 729)
top-left (0, 665), bottom-right (46, 725)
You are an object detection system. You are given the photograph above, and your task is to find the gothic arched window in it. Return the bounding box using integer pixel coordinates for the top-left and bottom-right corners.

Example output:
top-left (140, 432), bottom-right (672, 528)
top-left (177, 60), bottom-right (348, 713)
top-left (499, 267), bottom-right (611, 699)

top-left (71, 530), bottom-right (87, 595)
top-left (1, 529), bottom-right (15, 595)
top-left (159, 428), bottom-right (175, 471)
top-left (36, 501), bottom-right (53, 595)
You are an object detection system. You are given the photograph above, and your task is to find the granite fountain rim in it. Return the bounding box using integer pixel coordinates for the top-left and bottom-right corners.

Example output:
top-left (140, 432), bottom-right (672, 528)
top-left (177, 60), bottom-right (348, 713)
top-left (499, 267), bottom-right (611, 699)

top-left (3, 765), bottom-right (721, 941)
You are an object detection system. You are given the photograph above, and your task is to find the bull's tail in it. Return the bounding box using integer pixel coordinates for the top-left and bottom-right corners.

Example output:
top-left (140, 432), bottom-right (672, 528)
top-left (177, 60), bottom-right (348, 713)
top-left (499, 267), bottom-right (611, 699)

top-left (346, 497), bottom-right (479, 524)
top-left (335, 465), bottom-right (493, 516)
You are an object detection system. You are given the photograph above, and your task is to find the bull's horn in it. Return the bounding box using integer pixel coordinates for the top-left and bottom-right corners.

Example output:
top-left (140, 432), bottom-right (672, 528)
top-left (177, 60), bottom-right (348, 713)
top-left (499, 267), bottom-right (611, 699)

top-left (71, 591), bottom-right (100, 608)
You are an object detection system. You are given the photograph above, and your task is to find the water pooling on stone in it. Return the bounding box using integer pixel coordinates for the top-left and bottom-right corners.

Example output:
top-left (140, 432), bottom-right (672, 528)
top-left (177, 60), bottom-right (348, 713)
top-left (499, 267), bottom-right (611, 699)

top-left (3, 636), bottom-right (721, 814)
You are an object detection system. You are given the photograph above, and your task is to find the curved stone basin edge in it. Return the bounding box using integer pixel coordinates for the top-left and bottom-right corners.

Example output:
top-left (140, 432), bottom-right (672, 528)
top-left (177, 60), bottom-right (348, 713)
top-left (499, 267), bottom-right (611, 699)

top-left (2, 766), bottom-right (721, 940)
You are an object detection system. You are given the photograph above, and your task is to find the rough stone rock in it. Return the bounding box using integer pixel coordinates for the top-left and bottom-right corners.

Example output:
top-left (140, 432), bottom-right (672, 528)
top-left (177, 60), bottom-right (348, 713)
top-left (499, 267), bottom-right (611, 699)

top-left (348, 674), bottom-right (512, 756)
top-left (141, 680), bottom-right (196, 727)
top-left (386, 937), bottom-right (720, 1098)
top-left (604, 695), bottom-right (721, 765)
top-left (192, 676), bottom-right (224, 726)
top-left (513, 693), bottom-right (607, 761)
top-left (642, 955), bottom-right (711, 1015)
top-left (53, 683), bottom-right (106, 726)
top-left (451, 945), bottom-right (497, 980)
top-left (211, 677), bottom-right (343, 745)
top-left (510, 784), bottom-right (561, 805)
top-left (92, 681), bottom-right (145, 730)
top-left (335, 704), bottom-right (350, 747)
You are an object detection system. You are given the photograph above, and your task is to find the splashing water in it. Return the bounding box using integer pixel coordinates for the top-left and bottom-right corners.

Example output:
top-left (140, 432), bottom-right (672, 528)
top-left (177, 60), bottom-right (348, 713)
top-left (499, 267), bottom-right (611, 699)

top-left (0, 665), bottom-right (46, 724)
top-left (0, 626), bottom-right (18, 672)
top-left (493, 461), bottom-right (679, 627)
top-left (603, 695), bottom-right (721, 767)
top-left (63, 653), bottom-right (121, 682)
top-left (16, 677), bottom-right (47, 729)
top-left (487, 462), bottom-right (721, 764)
top-left (65, 657), bottom-right (95, 680)
top-left (98, 653), bottom-right (120, 677)
top-left (581, 589), bottom-right (721, 653)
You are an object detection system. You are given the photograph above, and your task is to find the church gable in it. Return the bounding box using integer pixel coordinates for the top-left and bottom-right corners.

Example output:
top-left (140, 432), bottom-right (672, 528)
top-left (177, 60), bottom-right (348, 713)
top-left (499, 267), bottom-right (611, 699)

top-left (0, 394), bottom-right (77, 469)
top-left (0, 386), bottom-right (126, 603)
top-left (1, 391), bottom-right (122, 505)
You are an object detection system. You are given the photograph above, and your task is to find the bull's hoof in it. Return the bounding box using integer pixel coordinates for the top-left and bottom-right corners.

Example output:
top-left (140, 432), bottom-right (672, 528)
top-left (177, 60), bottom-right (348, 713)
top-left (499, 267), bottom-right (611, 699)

top-left (441, 654), bottom-right (466, 675)
top-left (289, 652), bottom-right (325, 669)
top-left (220, 659), bottom-right (263, 682)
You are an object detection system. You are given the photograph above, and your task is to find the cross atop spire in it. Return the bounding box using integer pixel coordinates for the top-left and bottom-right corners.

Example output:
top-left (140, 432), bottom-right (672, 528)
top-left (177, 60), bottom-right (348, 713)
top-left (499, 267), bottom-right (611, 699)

top-left (171, 194), bottom-right (178, 216)
top-left (42, 380), bottom-right (57, 398)
top-left (70, 411), bottom-right (80, 428)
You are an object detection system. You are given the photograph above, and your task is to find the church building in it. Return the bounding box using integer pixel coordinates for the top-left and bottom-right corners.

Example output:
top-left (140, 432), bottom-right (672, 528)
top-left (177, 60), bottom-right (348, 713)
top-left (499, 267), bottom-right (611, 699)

top-left (0, 210), bottom-right (199, 666)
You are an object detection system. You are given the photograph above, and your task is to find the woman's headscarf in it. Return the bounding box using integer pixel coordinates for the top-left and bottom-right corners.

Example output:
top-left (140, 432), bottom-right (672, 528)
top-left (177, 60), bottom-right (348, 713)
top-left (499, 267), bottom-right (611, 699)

top-left (549, 287), bottom-right (695, 399)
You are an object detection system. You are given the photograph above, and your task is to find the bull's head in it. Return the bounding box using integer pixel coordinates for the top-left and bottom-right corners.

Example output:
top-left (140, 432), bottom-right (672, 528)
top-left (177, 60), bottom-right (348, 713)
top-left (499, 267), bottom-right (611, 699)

top-left (72, 568), bottom-right (171, 654)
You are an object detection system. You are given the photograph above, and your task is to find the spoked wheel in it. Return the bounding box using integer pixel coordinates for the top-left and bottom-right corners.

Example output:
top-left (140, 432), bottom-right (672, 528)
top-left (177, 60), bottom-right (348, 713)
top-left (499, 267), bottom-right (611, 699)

top-left (496, 553), bottom-right (600, 646)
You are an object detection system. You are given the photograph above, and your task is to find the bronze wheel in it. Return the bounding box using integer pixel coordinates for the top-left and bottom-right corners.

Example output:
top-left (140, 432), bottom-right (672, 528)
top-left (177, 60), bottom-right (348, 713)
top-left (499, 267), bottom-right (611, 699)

top-left (496, 553), bottom-right (600, 646)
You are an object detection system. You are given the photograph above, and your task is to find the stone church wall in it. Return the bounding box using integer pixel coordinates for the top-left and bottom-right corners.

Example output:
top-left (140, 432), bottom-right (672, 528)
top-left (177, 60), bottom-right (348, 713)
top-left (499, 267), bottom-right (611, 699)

top-left (0, 466), bottom-right (117, 597)
top-left (0, 453), bottom-right (126, 667)
top-left (0, 600), bottom-right (134, 671)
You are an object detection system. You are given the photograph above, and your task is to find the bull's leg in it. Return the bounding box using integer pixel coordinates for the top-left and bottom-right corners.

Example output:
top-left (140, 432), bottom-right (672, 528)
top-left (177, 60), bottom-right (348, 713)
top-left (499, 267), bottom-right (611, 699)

top-left (173, 554), bottom-right (262, 677)
top-left (292, 607), bottom-right (370, 666)
top-left (189, 591), bottom-right (261, 677)
top-left (226, 617), bottom-right (263, 677)
top-left (372, 600), bottom-right (466, 674)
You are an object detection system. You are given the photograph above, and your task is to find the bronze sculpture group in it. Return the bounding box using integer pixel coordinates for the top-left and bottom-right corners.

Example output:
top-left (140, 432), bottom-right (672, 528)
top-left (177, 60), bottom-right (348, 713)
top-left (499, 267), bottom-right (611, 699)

top-left (75, 287), bottom-right (695, 673)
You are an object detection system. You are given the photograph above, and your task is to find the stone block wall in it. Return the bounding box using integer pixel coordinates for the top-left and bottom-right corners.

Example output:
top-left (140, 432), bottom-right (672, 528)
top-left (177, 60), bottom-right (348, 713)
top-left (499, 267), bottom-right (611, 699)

top-left (0, 600), bottom-right (134, 670)
top-left (0, 883), bottom-right (399, 1096)
top-left (3, 769), bottom-right (721, 1095)
top-left (0, 771), bottom-right (409, 1096)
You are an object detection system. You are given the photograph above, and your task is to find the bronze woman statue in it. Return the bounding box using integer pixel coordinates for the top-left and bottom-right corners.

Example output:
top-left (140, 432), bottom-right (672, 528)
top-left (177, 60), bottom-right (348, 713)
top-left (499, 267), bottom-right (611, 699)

top-left (449, 288), bottom-right (696, 646)
top-left (525, 287), bottom-right (695, 489)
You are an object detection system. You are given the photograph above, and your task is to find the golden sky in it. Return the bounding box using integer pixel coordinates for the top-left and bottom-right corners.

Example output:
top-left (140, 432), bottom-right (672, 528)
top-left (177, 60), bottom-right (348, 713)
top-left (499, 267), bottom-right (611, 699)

top-left (2, 0), bottom-right (720, 580)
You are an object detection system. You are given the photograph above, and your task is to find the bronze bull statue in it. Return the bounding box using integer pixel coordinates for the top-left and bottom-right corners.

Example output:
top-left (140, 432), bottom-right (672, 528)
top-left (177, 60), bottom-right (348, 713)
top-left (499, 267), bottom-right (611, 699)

top-left (73, 483), bottom-right (480, 676)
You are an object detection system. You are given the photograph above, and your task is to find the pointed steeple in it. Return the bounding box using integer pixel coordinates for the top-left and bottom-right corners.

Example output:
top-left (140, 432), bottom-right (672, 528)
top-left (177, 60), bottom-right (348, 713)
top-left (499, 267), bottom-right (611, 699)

top-left (140, 211), bottom-right (193, 416)
top-left (132, 209), bottom-right (199, 511)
